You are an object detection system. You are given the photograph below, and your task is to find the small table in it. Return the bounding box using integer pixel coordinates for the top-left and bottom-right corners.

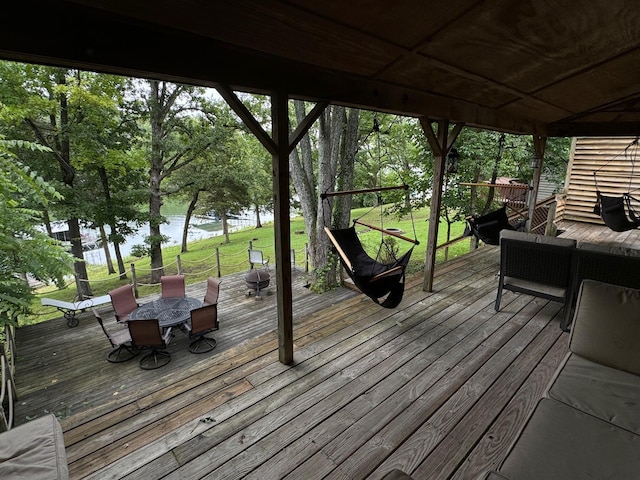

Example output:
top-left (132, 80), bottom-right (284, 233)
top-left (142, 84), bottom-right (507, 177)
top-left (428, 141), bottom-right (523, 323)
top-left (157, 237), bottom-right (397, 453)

top-left (129, 297), bottom-right (202, 331)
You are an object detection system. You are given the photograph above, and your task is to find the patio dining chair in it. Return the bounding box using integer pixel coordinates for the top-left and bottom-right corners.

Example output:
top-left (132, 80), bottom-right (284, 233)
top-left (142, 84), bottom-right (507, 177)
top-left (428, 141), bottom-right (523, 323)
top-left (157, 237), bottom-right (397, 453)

top-left (108, 284), bottom-right (139, 323)
top-left (203, 277), bottom-right (222, 306)
top-left (92, 308), bottom-right (138, 363)
top-left (128, 318), bottom-right (172, 369)
top-left (188, 304), bottom-right (219, 354)
top-left (161, 274), bottom-right (186, 298)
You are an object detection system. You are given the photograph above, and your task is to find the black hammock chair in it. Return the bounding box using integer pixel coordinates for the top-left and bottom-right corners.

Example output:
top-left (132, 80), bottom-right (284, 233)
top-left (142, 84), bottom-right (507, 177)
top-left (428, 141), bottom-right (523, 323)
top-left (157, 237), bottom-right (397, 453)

top-left (593, 191), bottom-right (640, 232)
top-left (324, 225), bottom-right (415, 308)
top-left (464, 206), bottom-right (519, 246)
top-left (592, 137), bottom-right (640, 232)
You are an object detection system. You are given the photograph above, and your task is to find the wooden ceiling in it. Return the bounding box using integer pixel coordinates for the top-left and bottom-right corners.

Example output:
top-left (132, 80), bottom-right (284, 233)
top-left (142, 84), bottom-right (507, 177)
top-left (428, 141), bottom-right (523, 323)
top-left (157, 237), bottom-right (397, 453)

top-left (2, 0), bottom-right (640, 136)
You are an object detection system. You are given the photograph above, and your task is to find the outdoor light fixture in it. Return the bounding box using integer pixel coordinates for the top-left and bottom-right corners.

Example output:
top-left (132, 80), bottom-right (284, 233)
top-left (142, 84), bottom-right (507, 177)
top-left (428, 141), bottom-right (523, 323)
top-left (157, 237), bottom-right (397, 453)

top-left (446, 147), bottom-right (460, 174)
top-left (530, 155), bottom-right (540, 169)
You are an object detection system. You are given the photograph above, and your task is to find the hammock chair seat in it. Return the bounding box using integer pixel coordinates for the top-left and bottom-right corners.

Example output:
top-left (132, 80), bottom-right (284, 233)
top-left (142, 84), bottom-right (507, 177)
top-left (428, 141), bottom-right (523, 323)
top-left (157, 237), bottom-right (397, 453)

top-left (465, 206), bottom-right (522, 246)
top-left (327, 226), bottom-right (413, 308)
top-left (594, 191), bottom-right (640, 232)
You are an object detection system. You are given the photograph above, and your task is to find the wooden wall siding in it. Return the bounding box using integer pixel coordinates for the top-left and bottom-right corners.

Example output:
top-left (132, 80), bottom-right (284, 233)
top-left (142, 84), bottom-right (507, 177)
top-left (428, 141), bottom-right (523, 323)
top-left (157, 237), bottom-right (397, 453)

top-left (561, 137), bottom-right (640, 224)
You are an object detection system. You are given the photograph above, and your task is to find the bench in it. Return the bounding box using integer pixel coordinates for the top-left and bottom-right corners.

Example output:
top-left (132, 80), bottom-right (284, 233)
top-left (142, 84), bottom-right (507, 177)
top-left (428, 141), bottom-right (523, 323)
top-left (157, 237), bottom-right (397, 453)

top-left (40, 294), bottom-right (112, 327)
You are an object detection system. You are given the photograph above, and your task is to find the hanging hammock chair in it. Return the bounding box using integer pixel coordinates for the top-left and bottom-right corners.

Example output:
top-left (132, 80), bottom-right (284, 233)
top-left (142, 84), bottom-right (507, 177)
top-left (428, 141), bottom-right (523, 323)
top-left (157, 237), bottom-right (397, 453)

top-left (464, 206), bottom-right (515, 246)
top-left (321, 115), bottom-right (419, 308)
top-left (593, 137), bottom-right (640, 232)
top-left (324, 223), bottom-right (415, 308)
top-left (593, 191), bottom-right (640, 232)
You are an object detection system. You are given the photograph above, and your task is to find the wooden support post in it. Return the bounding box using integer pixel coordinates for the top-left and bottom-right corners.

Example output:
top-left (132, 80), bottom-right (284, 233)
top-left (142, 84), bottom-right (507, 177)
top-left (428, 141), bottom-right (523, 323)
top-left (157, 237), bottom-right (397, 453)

top-left (217, 84), bottom-right (327, 366)
top-left (419, 118), bottom-right (464, 292)
top-left (527, 135), bottom-right (547, 231)
top-left (272, 92), bottom-right (294, 365)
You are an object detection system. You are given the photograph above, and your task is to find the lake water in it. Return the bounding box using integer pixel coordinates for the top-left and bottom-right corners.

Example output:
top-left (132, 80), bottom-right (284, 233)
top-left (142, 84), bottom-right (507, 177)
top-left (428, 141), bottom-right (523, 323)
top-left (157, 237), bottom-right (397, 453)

top-left (82, 213), bottom-right (271, 265)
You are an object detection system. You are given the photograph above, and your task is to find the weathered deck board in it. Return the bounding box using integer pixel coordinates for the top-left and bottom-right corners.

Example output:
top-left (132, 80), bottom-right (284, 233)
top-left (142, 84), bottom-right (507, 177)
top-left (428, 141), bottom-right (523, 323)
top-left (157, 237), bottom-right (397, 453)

top-left (13, 220), bottom-right (630, 479)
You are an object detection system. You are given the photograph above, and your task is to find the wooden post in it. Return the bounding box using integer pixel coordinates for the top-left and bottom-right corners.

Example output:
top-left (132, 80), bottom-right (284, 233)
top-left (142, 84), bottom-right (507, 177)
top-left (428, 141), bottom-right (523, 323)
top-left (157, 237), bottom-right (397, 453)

top-left (176, 255), bottom-right (182, 274)
top-left (272, 91), bottom-right (294, 365)
top-left (419, 118), bottom-right (464, 292)
top-left (305, 243), bottom-right (309, 272)
top-left (216, 84), bottom-right (326, 366)
top-left (527, 135), bottom-right (547, 231)
top-left (215, 247), bottom-right (221, 277)
top-left (130, 263), bottom-right (138, 298)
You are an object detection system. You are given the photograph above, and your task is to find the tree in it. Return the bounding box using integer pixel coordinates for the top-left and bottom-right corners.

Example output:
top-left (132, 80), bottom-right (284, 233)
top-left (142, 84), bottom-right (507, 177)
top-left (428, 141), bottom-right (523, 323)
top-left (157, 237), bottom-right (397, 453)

top-left (0, 137), bottom-right (73, 325)
top-left (289, 101), bottom-right (360, 291)
top-left (137, 80), bottom-right (214, 282)
top-left (0, 64), bottom-right (126, 297)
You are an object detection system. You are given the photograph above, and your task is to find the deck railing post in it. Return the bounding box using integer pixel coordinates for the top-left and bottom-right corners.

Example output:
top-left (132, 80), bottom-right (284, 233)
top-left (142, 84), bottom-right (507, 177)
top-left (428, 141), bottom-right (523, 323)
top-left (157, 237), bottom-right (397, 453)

top-left (305, 243), bottom-right (309, 272)
top-left (131, 263), bottom-right (139, 298)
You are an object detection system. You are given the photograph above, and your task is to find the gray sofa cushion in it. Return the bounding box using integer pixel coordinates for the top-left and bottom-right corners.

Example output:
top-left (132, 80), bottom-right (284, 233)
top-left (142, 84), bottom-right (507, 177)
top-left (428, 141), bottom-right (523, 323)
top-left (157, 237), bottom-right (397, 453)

top-left (570, 279), bottom-right (640, 375)
top-left (502, 277), bottom-right (566, 299)
top-left (500, 398), bottom-right (640, 480)
top-left (0, 414), bottom-right (68, 480)
top-left (548, 353), bottom-right (640, 435)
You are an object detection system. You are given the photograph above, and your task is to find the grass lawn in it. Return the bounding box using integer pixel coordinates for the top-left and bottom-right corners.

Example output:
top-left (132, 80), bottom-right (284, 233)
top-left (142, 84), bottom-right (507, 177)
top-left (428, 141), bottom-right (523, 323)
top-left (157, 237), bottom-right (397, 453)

top-left (26, 207), bottom-right (471, 325)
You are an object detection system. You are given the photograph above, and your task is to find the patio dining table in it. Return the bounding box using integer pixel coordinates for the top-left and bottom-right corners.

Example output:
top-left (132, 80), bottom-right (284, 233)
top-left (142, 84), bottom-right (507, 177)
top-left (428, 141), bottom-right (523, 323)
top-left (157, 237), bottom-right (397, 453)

top-left (128, 296), bottom-right (202, 333)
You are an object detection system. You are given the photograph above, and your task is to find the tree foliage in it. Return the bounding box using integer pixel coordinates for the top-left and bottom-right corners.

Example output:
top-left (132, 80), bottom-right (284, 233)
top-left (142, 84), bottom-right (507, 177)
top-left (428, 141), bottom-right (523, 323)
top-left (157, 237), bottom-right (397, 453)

top-left (0, 137), bottom-right (73, 324)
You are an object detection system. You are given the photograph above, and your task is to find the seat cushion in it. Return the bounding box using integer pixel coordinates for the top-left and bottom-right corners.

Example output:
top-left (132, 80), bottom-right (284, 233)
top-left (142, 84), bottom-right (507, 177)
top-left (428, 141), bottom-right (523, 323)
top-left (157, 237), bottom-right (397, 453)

top-left (548, 353), bottom-right (640, 435)
top-left (500, 398), bottom-right (640, 480)
top-left (503, 276), bottom-right (566, 300)
top-left (570, 280), bottom-right (640, 375)
top-left (0, 414), bottom-right (69, 479)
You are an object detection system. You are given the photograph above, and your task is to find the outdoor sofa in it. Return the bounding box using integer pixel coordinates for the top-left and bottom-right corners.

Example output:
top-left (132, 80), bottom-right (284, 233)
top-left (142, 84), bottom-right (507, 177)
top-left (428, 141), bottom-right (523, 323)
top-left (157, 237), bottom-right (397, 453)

top-left (485, 279), bottom-right (640, 479)
top-left (0, 413), bottom-right (68, 479)
top-left (384, 279), bottom-right (640, 479)
top-left (495, 229), bottom-right (640, 331)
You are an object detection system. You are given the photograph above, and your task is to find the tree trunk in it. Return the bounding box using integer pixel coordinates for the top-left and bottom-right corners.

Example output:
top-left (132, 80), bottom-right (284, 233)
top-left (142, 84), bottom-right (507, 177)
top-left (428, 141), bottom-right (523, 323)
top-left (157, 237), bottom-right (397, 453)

top-left (68, 217), bottom-right (92, 298)
top-left (112, 238), bottom-right (127, 280)
top-left (222, 213), bottom-right (230, 243)
top-left (333, 108), bottom-right (359, 229)
top-left (57, 71), bottom-right (92, 298)
top-left (98, 224), bottom-right (115, 274)
top-left (289, 102), bottom-right (358, 291)
top-left (97, 167), bottom-right (118, 275)
top-left (148, 80), bottom-right (165, 282)
top-left (482, 133), bottom-right (505, 215)
top-left (182, 192), bottom-right (199, 253)
top-left (254, 204), bottom-right (262, 228)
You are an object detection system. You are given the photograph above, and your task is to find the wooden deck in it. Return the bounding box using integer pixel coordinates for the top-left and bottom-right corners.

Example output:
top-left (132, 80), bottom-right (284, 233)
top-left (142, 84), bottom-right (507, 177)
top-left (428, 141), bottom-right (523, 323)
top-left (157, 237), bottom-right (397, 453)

top-left (13, 220), bottom-right (637, 479)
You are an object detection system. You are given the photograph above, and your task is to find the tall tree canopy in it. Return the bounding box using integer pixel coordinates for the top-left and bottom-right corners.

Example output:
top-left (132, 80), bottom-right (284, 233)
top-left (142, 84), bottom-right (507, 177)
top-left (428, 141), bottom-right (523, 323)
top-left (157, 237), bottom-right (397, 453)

top-left (0, 63), bottom-right (140, 297)
top-left (0, 137), bottom-right (72, 325)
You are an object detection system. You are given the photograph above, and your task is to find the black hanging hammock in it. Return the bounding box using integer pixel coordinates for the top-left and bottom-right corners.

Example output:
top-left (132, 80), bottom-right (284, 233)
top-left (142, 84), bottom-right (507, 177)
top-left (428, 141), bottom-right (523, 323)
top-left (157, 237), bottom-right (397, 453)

top-left (324, 223), bottom-right (415, 308)
top-left (464, 206), bottom-right (516, 246)
top-left (593, 191), bottom-right (640, 232)
top-left (593, 137), bottom-right (640, 232)
top-left (321, 116), bottom-right (419, 308)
